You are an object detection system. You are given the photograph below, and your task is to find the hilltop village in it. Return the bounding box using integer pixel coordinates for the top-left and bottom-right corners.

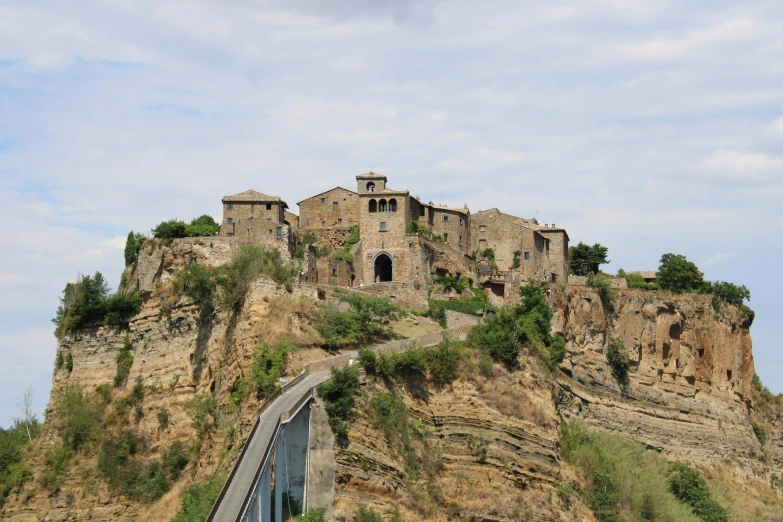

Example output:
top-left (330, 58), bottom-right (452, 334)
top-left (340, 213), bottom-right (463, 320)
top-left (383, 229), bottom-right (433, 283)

top-left (219, 171), bottom-right (569, 304)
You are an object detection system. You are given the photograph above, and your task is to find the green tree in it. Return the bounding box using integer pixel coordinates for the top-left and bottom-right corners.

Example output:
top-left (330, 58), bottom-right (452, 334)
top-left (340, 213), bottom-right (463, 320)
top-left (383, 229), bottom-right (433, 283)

top-left (710, 281), bottom-right (750, 308)
top-left (568, 242), bottom-right (610, 276)
top-left (657, 254), bottom-right (703, 293)
top-left (123, 232), bottom-right (145, 266)
top-left (318, 365), bottom-right (360, 437)
top-left (186, 215), bottom-right (219, 237)
top-left (173, 264), bottom-right (214, 309)
top-left (152, 219), bottom-right (188, 239)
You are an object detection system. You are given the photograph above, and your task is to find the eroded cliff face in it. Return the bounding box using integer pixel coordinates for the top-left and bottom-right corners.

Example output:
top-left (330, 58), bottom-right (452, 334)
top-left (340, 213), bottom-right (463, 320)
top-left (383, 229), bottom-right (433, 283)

top-left (550, 285), bottom-right (775, 477)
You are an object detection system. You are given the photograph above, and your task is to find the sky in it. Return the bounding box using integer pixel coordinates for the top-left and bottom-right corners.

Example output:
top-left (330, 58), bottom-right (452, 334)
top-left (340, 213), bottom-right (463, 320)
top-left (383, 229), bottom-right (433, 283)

top-left (1, 0), bottom-right (782, 426)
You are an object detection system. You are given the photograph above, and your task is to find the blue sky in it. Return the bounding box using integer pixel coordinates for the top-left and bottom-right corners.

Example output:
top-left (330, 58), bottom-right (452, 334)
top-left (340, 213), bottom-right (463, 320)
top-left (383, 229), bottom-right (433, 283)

top-left (1, 0), bottom-right (782, 426)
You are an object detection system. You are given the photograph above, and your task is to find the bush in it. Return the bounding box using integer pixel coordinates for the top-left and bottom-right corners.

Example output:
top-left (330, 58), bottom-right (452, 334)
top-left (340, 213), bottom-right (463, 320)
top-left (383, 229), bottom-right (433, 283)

top-left (332, 250), bottom-right (353, 264)
top-left (171, 474), bottom-right (225, 522)
top-left (186, 393), bottom-right (218, 439)
top-left (407, 220), bottom-right (436, 240)
top-left (606, 337), bottom-right (630, 383)
top-left (657, 253), bottom-right (703, 293)
top-left (52, 384), bottom-right (104, 451)
top-left (162, 441), bottom-right (190, 478)
top-left (358, 349), bottom-right (376, 374)
top-left (215, 246), bottom-right (299, 310)
top-left (173, 264), bottom-right (214, 309)
top-left (0, 419), bottom-right (40, 505)
top-left (186, 215), bottom-right (219, 237)
top-left (65, 352), bottom-right (74, 373)
top-left (512, 250), bottom-right (521, 269)
top-left (624, 272), bottom-right (657, 290)
top-left (355, 505), bottom-right (383, 522)
top-left (669, 462), bottom-right (729, 522)
top-left (433, 275), bottom-right (466, 293)
top-left (157, 408), bottom-right (170, 429)
top-left (467, 285), bottom-right (563, 370)
top-left (114, 336), bottom-right (134, 387)
top-left (318, 365), bottom-right (360, 438)
top-left (751, 421), bottom-right (766, 446)
top-left (316, 294), bottom-right (401, 348)
top-left (41, 442), bottom-right (72, 491)
top-left (250, 341), bottom-right (293, 400)
top-left (55, 351), bottom-right (64, 370)
top-left (586, 273), bottom-right (615, 310)
top-left (427, 340), bottom-right (461, 385)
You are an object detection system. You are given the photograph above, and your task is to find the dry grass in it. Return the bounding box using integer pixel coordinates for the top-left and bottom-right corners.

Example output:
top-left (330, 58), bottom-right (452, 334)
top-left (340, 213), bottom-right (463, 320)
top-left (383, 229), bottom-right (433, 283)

top-left (251, 295), bottom-right (323, 347)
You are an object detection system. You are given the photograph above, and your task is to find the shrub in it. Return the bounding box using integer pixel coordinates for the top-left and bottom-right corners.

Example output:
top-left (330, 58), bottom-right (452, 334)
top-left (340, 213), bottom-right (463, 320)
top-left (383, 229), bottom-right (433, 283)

top-left (624, 272), bottom-right (656, 290)
top-left (95, 384), bottom-right (112, 404)
top-left (433, 275), bottom-right (466, 293)
top-left (171, 474), bottom-right (225, 522)
top-left (344, 225), bottom-right (360, 251)
top-left (586, 273), bottom-right (615, 310)
top-left (606, 337), bottom-right (630, 383)
top-left (316, 294), bottom-right (401, 348)
top-left (215, 246), bottom-right (299, 310)
top-left (294, 509), bottom-right (326, 522)
top-left (65, 352), bottom-right (74, 373)
top-left (157, 408), bottom-right (170, 429)
top-left (331, 250), bottom-right (353, 264)
top-left (427, 340), bottom-right (461, 385)
top-left (162, 441), bottom-right (189, 478)
top-left (657, 253), bottom-right (703, 293)
top-left (376, 352), bottom-right (396, 378)
top-left (480, 248), bottom-right (495, 261)
top-left (467, 285), bottom-right (562, 370)
top-left (669, 462), bottom-right (729, 522)
top-left (407, 220), bottom-right (436, 240)
top-left (751, 421), bottom-right (766, 446)
top-left (0, 419), bottom-right (40, 505)
top-left (186, 393), bottom-right (218, 439)
top-left (55, 350), bottom-right (64, 370)
top-left (250, 341), bottom-right (293, 400)
top-left (318, 365), bottom-right (360, 438)
top-left (173, 264), bottom-right (214, 309)
top-left (355, 505), bottom-right (383, 522)
top-left (114, 336), bottom-right (134, 387)
top-left (358, 349), bottom-right (377, 374)
top-left (52, 384), bottom-right (104, 451)
top-left (512, 250), bottom-right (521, 269)
top-left (41, 442), bottom-right (72, 491)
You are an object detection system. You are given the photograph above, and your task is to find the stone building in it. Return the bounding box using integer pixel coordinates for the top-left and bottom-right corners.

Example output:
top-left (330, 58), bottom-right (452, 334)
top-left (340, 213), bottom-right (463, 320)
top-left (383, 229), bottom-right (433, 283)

top-left (297, 187), bottom-right (360, 230)
top-left (217, 172), bottom-right (569, 295)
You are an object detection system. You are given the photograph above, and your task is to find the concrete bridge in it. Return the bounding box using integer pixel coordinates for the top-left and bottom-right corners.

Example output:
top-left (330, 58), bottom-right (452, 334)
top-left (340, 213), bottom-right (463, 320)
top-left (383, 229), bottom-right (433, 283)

top-left (206, 322), bottom-right (476, 522)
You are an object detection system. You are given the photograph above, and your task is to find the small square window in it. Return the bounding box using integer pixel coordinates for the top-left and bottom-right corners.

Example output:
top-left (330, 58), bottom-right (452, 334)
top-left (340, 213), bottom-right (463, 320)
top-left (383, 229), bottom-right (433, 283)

top-left (524, 252), bottom-right (530, 260)
top-left (227, 203), bottom-right (233, 210)
top-left (444, 233), bottom-right (449, 242)
top-left (266, 203), bottom-right (272, 210)
top-left (269, 229), bottom-right (273, 234)
top-left (276, 227), bottom-right (282, 237)
top-left (333, 202), bottom-right (338, 210)
top-left (227, 232), bottom-right (234, 237)
top-left (321, 220), bottom-right (326, 226)
top-left (379, 221), bottom-right (387, 231)
top-left (479, 225), bottom-right (486, 232)
top-left (338, 218), bottom-right (342, 224)
top-left (443, 215), bottom-right (448, 222)
top-left (331, 268), bottom-right (337, 276)
top-left (321, 197), bottom-right (325, 203)
top-left (227, 218), bottom-right (233, 225)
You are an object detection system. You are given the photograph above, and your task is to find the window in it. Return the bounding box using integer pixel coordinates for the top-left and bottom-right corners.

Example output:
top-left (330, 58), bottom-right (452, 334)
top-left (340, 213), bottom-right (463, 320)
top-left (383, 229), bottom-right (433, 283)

top-left (266, 203), bottom-right (272, 210)
top-left (227, 203), bottom-right (233, 210)
top-left (227, 218), bottom-right (233, 225)
top-left (379, 199), bottom-right (387, 212)
top-left (379, 221), bottom-right (387, 231)
top-left (479, 239), bottom-right (487, 249)
top-left (227, 233), bottom-right (234, 237)
top-left (459, 218), bottom-right (463, 225)
top-left (443, 215), bottom-right (448, 222)
top-left (459, 236), bottom-right (462, 246)
top-left (419, 205), bottom-right (425, 216)
top-left (276, 227), bottom-right (282, 238)
top-left (388, 199), bottom-right (397, 212)
top-left (369, 199), bottom-right (377, 212)
top-left (333, 201), bottom-right (338, 210)
top-left (320, 197), bottom-right (325, 203)
top-left (321, 220), bottom-right (326, 226)
top-left (444, 233), bottom-right (449, 242)
top-left (331, 268), bottom-right (337, 276)
top-left (479, 225), bottom-right (486, 232)
top-left (338, 218), bottom-right (342, 224)
top-left (367, 182), bottom-right (376, 192)
top-left (524, 252), bottom-right (530, 260)
top-left (251, 204), bottom-right (254, 214)
top-left (269, 229), bottom-right (273, 234)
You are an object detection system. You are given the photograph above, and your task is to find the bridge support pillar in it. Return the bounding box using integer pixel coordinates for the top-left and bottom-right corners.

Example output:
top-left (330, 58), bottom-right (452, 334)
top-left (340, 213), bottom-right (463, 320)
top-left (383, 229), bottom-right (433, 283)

top-left (260, 461), bottom-right (272, 522)
top-left (274, 433), bottom-right (284, 522)
top-left (282, 405), bottom-right (310, 515)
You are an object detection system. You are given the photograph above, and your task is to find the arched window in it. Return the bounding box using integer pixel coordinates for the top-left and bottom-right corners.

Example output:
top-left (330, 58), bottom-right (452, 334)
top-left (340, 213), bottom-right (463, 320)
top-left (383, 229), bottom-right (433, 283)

top-left (388, 198), bottom-right (397, 212)
top-left (368, 199), bottom-right (377, 213)
top-left (379, 199), bottom-right (387, 212)
top-left (367, 182), bottom-right (376, 192)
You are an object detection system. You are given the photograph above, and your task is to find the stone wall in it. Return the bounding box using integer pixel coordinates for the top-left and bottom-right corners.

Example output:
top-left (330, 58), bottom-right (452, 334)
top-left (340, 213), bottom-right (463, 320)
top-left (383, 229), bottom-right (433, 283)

top-left (221, 201), bottom-right (285, 237)
top-left (430, 207), bottom-right (471, 254)
top-left (569, 274), bottom-right (628, 289)
top-left (359, 192), bottom-right (414, 283)
top-left (297, 226), bottom-right (356, 251)
top-left (470, 211), bottom-right (546, 277)
top-left (313, 257), bottom-right (353, 287)
top-left (538, 227), bottom-right (569, 283)
top-left (355, 281), bottom-right (428, 308)
top-left (297, 187), bottom-right (360, 229)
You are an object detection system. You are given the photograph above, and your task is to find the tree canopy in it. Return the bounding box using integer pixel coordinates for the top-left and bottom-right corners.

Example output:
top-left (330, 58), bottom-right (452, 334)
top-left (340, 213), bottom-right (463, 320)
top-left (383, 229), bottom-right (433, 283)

top-left (152, 215), bottom-right (219, 239)
top-left (568, 242), bottom-right (610, 276)
top-left (656, 253), bottom-right (703, 293)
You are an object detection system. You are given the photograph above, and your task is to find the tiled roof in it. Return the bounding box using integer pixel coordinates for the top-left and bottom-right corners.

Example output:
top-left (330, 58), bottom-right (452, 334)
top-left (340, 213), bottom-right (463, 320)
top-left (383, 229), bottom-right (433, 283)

top-left (222, 190), bottom-right (282, 202)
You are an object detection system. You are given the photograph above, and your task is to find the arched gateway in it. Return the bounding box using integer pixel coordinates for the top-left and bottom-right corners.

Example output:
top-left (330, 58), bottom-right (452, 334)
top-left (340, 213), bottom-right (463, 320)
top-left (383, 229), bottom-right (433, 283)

top-left (374, 253), bottom-right (393, 282)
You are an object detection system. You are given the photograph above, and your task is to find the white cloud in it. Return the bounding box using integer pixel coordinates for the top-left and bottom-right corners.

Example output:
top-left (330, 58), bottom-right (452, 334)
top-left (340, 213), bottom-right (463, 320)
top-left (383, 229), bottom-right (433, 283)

top-left (696, 149), bottom-right (783, 184)
top-left (701, 252), bottom-right (734, 267)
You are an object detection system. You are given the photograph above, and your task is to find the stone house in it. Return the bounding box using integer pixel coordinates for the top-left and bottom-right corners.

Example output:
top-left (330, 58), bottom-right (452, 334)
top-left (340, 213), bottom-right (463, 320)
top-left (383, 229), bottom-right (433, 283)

top-left (297, 187), bottom-right (360, 230)
top-left (220, 190), bottom-right (288, 237)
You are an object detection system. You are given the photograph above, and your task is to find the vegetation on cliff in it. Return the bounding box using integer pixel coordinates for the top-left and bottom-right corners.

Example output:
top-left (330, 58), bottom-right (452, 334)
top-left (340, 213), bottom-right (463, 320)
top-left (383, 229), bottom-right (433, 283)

top-left (467, 284), bottom-right (565, 370)
top-left (315, 293), bottom-right (401, 348)
top-left (52, 271), bottom-right (142, 337)
top-left (0, 419), bottom-right (40, 507)
top-left (151, 215), bottom-right (220, 240)
top-left (569, 242), bottom-right (610, 276)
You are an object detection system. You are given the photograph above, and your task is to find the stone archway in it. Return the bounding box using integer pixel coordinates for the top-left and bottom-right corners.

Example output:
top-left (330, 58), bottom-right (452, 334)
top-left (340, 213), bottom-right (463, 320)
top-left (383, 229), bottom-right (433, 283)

top-left (374, 253), bottom-right (393, 282)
